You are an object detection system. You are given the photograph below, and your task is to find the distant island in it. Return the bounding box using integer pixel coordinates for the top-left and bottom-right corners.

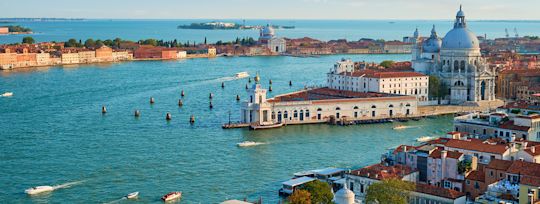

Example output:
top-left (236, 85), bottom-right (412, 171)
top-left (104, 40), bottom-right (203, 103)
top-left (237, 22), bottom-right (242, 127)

top-left (177, 22), bottom-right (295, 30)
top-left (0, 25), bottom-right (33, 34)
top-left (0, 18), bottom-right (85, 22)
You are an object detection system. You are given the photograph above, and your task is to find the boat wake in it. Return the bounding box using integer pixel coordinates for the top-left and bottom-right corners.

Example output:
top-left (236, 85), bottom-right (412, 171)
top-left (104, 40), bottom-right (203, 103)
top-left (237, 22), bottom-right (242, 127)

top-left (416, 136), bottom-right (435, 142)
top-left (237, 141), bottom-right (267, 147)
top-left (393, 125), bottom-right (422, 130)
top-left (52, 180), bottom-right (85, 190)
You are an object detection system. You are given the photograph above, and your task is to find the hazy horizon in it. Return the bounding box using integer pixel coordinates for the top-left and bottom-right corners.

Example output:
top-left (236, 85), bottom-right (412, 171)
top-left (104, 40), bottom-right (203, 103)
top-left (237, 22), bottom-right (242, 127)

top-left (1, 0), bottom-right (540, 20)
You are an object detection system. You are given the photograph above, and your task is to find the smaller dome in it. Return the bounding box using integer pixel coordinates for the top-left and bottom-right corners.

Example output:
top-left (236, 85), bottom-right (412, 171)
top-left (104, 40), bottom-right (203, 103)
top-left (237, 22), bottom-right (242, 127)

top-left (422, 38), bottom-right (442, 53)
top-left (456, 5), bottom-right (465, 17)
top-left (334, 187), bottom-right (355, 204)
top-left (261, 24), bottom-right (275, 37)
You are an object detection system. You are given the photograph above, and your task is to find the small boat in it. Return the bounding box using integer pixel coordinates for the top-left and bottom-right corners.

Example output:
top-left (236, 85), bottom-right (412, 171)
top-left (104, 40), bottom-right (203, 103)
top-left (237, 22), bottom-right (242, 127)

top-left (417, 136), bottom-right (435, 142)
top-left (25, 186), bottom-right (54, 195)
top-left (237, 141), bottom-right (265, 147)
top-left (393, 125), bottom-right (407, 130)
top-left (125, 192), bottom-right (139, 199)
top-left (161, 192), bottom-right (182, 202)
top-left (1, 92), bottom-right (13, 97)
top-left (249, 123), bottom-right (283, 130)
top-left (234, 72), bottom-right (249, 79)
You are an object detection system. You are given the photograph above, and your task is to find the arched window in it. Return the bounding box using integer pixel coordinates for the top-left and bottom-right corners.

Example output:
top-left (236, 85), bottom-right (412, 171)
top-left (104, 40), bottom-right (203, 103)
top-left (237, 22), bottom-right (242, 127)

top-left (353, 106), bottom-right (359, 109)
top-left (371, 105), bottom-right (376, 109)
top-left (317, 108), bottom-right (322, 111)
top-left (460, 60), bottom-right (466, 72)
top-left (389, 104), bottom-right (394, 108)
top-left (259, 95), bottom-right (263, 104)
top-left (250, 95), bottom-right (253, 103)
top-left (271, 111), bottom-right (275, 119)
top-left (336, 107), bottom-right (341, 111)
top-left (406, 103), bottom-right (411, 107)
top-left (305, 110), bottom-right (310, 117)
top-left (284, 111), bottom-right (288, 119)
top-left (293, 110), bottom-right (298, 118)
top-left (454, 60), bottom-right (459, 72)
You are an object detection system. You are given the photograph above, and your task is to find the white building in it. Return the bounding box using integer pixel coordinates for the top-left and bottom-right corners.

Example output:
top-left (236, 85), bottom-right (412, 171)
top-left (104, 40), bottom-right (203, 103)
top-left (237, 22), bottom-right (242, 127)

top-left (411, 6), bottom-right (496, 105)
top-left (259, 24), bottom-right (286, 54)
top-left (240, 75), bottom-right (419, 126)
top-left (327, 59), bottom-right (429, 101)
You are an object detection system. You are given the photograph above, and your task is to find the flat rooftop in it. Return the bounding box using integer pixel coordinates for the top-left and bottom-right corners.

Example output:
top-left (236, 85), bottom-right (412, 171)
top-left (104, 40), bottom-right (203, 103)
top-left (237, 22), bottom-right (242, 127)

top-left (268, 87), bottom-right (409, 103)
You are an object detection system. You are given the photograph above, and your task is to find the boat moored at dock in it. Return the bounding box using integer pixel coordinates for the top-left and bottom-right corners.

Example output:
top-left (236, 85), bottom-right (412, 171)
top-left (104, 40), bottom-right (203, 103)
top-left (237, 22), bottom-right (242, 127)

top-left (278, 176), bottom-right (315, 196)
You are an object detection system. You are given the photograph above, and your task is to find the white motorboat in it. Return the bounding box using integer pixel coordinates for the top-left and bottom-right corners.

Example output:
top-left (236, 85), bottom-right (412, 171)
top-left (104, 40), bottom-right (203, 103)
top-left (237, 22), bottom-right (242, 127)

top-left (25, 186), bottom-right (54, 195)
top-left (161, 191), bottom-right (182, 202)
top-left (237, 141), bottom-right (265, 147)
top-left (234, 72), bottom-right (249, 79)
top-left (1, 92), bottom-right (13, 97)
top-left (417, 136), bottom-right (435, 142)
top-left (393, 125), bottom-right (407, 130)
top-left (125, 191), bottom-right (139, 199)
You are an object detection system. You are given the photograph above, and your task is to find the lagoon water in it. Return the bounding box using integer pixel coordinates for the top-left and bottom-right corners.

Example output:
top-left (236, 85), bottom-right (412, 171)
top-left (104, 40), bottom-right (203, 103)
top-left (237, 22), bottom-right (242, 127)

top-left (0, 53), bottom-right (455, 203)
top-left (2, 19), bottom-right (540, 44)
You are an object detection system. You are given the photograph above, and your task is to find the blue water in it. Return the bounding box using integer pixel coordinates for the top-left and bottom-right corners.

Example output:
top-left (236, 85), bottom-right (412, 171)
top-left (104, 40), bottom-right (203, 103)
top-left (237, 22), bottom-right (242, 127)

top-left (0, 53), bottom-right (454, 203)
top-left (2, 19), bottom-right (540, 44)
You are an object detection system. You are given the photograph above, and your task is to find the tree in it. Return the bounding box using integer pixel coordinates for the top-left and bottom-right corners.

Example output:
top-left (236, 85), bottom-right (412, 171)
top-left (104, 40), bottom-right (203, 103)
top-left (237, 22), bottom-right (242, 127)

top-left (365, 178), bottom-right (415, 204)
top-left (204, 37), bottom-right (207, 45)
top-left (22, 36), bottom-right (35, 44)
top-left (429, 75), bottom-right (449, 99)
top-left (95, 40), bottom-right (104, 47)
top-left (65, 38), bottom-right (82, 47)
top-left (380, 60), bottom-right (395, 68)
top-left (84, 38), bottom-right (96, 48)
top-left (288, 189), bottom-right (311, 204)
top-left (301, 180), bottom-right (333, 204)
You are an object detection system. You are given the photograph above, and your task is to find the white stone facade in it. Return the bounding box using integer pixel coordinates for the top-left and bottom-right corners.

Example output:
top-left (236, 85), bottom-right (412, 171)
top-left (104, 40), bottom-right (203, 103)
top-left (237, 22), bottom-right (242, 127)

top-left (411, 6), bottom-right (496, 105)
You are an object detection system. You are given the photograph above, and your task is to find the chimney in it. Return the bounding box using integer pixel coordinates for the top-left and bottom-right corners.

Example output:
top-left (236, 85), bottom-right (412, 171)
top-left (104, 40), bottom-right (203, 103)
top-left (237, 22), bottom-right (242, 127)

top-left (441, 150), bottom-right (448, 159)
top-left (532, 146), bottom-right (536, 153)
top-left (403, 146), bottom-right (407, 152)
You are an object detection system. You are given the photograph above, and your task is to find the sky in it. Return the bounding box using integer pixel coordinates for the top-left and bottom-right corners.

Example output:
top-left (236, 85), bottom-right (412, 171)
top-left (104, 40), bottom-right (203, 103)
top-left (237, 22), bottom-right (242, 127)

top-left (1, 0), bottom-right (539, 20)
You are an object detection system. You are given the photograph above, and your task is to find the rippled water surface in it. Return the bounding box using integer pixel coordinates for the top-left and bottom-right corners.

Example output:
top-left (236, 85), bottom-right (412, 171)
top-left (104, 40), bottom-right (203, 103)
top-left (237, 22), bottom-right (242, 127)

top-left (0, 54), bottom-right (454, 203)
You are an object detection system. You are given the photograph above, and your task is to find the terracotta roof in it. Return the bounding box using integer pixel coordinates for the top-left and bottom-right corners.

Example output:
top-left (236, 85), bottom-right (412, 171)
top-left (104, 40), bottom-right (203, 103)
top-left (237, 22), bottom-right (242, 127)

top-left (415, 183), bottom-right (465, 199)
top-left (498, 120), bottom-right (530, 132)
top-left (267, 87), bottom-right (413, 103)
top-left (486, 159), bottom-right (513, 171)
top-left (340, 70), bottom-right (426, 78)
top-left (444, 138), bottom-right (509, 154)
top-left (524, 145), bottom-right (540, 156)
top-left (348, 163), bottom-right (415, 180)
top-left (429, 149), bottom-right (463, 159)
top-left (465, 170), bottom-right (485, 182)
top-left (393, 145), bottom-right (417, 154)
top-left (506, 160), bottom-right (540, 177)
top-left (521, 175), bottom-right (540, 186)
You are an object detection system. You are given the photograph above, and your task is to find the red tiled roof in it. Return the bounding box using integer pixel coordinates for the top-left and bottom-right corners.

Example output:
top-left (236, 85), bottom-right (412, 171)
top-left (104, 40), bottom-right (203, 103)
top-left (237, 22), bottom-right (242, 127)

top-left (506, 160), bottom-right (540, 177)
top-left (415, 183), bottom-right (465, 199)
top-left (267, 87), bottom-right (414, 103)
top-left (393, 145), bottom-right (417, 154)
top-left (465, 170), bottom-right (485, 182)
top-left (521, 175), bottom-right (540, 186)
top-left (499, 120), bottom-right (530, 132)
top-left (340, 70), bottom-right (426, 78)
top-left (429, 149), bottom-right (463, 159)
top-left (444, 138), bottom-right (509, 154)
top-left (486, 159), bottom-right (513, 171)
top-left (348, 163), bottom-right (415, 180)
top-left (524, 145), bottom-right (540, 156)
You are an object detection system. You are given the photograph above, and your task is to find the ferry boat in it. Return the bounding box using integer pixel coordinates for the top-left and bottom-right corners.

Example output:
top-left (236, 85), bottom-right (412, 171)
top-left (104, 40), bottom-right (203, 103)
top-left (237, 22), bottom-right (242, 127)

top-left (1, 92), bottom-right (13, 97)
top-left (25, 186), bottom-right (54, 195)
top-left (125, 192), bottom-right (139, 199)
top-left (161, 192), bottom-right (182, 202)
top-left (234, 72), bottom-right (249, 79)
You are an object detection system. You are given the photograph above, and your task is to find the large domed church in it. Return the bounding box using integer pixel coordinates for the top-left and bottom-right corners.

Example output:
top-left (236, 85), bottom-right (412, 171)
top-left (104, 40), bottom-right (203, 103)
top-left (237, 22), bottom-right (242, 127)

top-left (412, 6), bottom-right (496, 105)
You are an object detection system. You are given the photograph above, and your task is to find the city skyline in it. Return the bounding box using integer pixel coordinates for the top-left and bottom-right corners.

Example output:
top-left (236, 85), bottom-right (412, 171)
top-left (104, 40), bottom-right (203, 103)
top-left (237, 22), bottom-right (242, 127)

top-left (2, 0), bottom-right (540, 20)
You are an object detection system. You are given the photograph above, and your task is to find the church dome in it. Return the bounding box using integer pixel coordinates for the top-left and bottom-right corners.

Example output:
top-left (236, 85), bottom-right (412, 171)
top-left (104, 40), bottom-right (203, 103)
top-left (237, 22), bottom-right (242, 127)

top-left (442, 28), bottom-right (479, 49)
top-left (422, 25), bottom-right (442, 53)
top-left (442, 6), bottom-right (479, 50)
top-left (261, 24), bottom-right (275, 37)
top-left (334, 186), bottom-right (355, 204)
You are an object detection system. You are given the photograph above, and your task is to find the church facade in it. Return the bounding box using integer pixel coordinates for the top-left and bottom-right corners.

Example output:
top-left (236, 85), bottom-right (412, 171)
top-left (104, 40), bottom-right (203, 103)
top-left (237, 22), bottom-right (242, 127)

top-left (258, 24), bottom-right (286, 53)
top-left (411, 6), bottom-right (496, 105)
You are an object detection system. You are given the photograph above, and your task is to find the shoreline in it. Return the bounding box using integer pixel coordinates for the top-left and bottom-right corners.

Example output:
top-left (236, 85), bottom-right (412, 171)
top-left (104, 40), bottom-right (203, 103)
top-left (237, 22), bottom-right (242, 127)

top-left (0, 52), bottom-right (409, 71)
